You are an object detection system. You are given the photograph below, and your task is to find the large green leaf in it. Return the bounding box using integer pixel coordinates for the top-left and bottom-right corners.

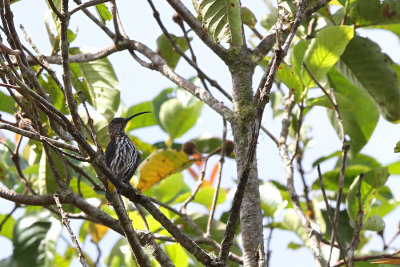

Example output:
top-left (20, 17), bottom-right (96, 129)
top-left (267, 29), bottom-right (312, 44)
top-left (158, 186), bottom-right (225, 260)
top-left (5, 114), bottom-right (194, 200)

top-left (276, 63), bottom-right (303, 101)
top-left (337, 36), bottom-right (400, 122)
top-left (13, 211), bottom-right (62, 267)
top-left (0, 91), bottom-right (14, 114)
top-left (70, 47), bottom-right (120, 121)
top-left (159, 98), bottom-right (203, 139)
top-left (123, 101), bottom-right (157, 131)
top-left (0, 214), bottom-right (15, 240)
top-left (156, 34), bottom-right (190, 69)
top-left (346, 167), bottom-right (389, 231)
top-left (349, 0), bottom-right (400, 26)
top-left (95, 3), bottom-right (113, 21)
top-left (194, 0), bottom-right (243, 45)
top-left (154, 87), bottom-right (204, 140)
top-left (326, 68), bottom-right (379, 155)
top-left (301, 25), bottom-right (354, 89)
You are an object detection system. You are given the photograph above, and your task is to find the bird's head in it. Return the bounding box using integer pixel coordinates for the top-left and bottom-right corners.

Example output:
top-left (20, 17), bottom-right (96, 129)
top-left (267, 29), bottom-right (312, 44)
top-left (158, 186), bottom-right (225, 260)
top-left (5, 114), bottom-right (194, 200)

top-left (108, 111), bottom-right (151, 137)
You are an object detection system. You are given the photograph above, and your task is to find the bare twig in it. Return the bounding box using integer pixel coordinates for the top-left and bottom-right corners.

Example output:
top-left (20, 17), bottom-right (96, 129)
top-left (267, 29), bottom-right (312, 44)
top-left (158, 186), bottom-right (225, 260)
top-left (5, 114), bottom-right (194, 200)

top-left (54, 194), bottom-right (89, 267)
top-left (180, 158), bottom-right (209, 214)
top-left (206, 119), bottom-right (227, 236)
top-left (348, 174), bottom-right (364, 267)
top-left (0, 42), bottom-right (20, 55)
top-left (91, 238), bottom-right (102, 266)
top-left (302, 62), bottom-right (349, 264)
top-left (332, 250), bottom-right (400, 267)
top-left (261, 125), bottom-right (279, 147)
top-left (147, 0), bottom-right (233, 101)
top-left (69, 0), bottom-right (111, 15)
top-left (265, 222), bottom-right (274, 267)
top-left (0, 203), bottom-right (19, 230)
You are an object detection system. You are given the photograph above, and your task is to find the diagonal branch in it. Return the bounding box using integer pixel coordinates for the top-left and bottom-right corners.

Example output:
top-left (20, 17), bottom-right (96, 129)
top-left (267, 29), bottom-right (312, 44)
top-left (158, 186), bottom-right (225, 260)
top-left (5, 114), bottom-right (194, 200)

top-left (165, 0), bottom-right (227, 60)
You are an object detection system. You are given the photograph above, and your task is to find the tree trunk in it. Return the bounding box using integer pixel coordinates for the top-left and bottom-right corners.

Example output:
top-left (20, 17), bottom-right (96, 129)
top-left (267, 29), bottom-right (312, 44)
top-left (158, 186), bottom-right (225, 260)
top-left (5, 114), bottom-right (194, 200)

top-left (230, 59), bottom-right (264, 266)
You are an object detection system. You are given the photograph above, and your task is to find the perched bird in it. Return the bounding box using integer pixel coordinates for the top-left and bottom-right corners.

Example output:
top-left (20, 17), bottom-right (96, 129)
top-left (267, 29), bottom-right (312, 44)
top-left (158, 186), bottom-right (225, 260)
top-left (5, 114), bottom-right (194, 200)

top-left (105, 111), bottom-right (150, 194)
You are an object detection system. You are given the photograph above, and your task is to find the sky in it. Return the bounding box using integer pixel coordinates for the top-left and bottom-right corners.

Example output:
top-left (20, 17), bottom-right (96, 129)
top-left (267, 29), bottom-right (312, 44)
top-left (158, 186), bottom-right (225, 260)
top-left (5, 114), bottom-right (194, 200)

top-left (1, 0), bottom-right (400, 266)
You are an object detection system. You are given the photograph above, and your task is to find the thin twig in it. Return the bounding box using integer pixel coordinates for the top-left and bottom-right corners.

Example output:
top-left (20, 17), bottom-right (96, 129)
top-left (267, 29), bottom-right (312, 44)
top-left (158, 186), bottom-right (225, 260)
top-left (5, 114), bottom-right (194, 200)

top-left (265, 221), bottom-right (274, 267)
top-left (146, 0), bottom-right (232, 101)
top-left (206, 119), bottom-right (227, 236)
top-left (180, 157), bottom-right (209, 213)
top-left (261, 125), bottom-right (279, 146)
top-left (54, 194), bottom-right (89, 267)
top-left (69, 0), bottom-right (111, 15)
top-left (0, 204), bottom-right (19, 230)
top-left (76, 91), bottom-right (102, 153)
top-left (332, 250), bottom-right (400, 267)
top-left (91, 238), bottom-right (102, 267)
top-left (348, 174), bottom-right (364, 267)
top-left (303, 62), bottom-right (349, 264)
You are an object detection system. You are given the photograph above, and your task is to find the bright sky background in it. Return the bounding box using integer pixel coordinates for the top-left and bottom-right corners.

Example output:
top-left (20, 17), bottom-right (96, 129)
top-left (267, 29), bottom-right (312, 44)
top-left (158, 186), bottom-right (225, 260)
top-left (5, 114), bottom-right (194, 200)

top-left (1, 1), bottom-right (400, 266)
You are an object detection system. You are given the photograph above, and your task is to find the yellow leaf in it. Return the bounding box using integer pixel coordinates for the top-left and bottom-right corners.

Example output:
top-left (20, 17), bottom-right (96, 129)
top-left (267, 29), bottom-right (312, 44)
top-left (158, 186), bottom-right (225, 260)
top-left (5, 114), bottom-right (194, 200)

top-left (137, 149), bottom-right (193, 192)
top-left (88, 222), bottom-right (109, 243)
top-left (372, 258), bottom-right (400, 265)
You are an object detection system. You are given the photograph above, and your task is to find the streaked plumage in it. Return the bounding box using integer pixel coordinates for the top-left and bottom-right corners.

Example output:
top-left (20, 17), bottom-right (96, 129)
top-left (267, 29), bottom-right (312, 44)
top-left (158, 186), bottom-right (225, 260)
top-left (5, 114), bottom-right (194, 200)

top-left (105, 112), bottom-right (150, 184)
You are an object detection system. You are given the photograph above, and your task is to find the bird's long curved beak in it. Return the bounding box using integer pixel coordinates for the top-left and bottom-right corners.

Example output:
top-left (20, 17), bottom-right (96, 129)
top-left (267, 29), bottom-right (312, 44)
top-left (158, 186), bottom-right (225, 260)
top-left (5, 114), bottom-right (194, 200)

top-left (125, 111), bottom-right (151, 122)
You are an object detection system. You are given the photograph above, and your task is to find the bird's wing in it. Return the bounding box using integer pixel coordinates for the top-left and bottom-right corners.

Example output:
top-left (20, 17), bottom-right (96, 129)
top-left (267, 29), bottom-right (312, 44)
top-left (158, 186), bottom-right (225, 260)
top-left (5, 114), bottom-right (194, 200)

top-left (105, 139), bottom-right (116, 167)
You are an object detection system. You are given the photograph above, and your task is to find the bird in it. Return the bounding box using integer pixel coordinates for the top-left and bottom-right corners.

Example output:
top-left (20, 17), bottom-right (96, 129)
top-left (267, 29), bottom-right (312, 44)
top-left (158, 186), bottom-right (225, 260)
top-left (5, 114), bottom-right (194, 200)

top-left (105, 111), bottom-right (150, 195)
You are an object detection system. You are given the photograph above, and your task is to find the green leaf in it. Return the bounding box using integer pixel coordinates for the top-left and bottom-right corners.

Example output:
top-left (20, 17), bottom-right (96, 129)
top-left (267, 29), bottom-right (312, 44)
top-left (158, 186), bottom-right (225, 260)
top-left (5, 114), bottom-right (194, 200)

top-left (312, 151), bottom-right (341, 167)
top-left (292, 40), bottom-right (310, 80)
top-left (80, 110), bottom-right (109, 148)
top-left (144, 172), bottom-right (190, 203)
top-left (287, 242), bottom-right (303, 250)
top-left (259, 182), bottom-right (287, 217)
top-left (156, 34), bottom-right (190, 69)
top-left (337, 36), bottom-right (400, 122)
top-left (174, 187), bottom-right (226, 208)
top-left (70, 47), bottom-right (120, 120)
top-left (387, 160), bottom-right (400, 174)
top-left (0, 91), bottom-right (15, 114)
top-left (154, 87), bottom-right (203, 140)
top-left (159, 99), bottom-right (203, 139)
top-left (164, 244), bottom-right (189, 267)
top-left (370, 186), bottom-right (398, 218)
top-left (312, 165), bottom-right (371, 194)
top-left (0, 214), bottom-right (15, 240)
top-left (326, 68), bottom-right (379, 155)
top-left (96, 3), bottom-right (113, 21)
top-left (123, 101), bottom-right (157, 131)
top-left (260, 7), bottom-right (278, 30)
top-left (13, 211), bottom-right (62, 267)
top-left (38, 149), bottom-right (65, 194)
top-left (38, 74), bottom-right (68, 113)
top-left (302, 25), bottom-right (354, 89)
top-left (195, 0), bottom-right (243, 45)
top-left (241, 6), bottom-right (257, 28)
top-left (349, 0), bottom-right (400, 27)
top-left (276, 63), bottom-right (303, 101)
top-left (346, 167), bottom-right (389, 231)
